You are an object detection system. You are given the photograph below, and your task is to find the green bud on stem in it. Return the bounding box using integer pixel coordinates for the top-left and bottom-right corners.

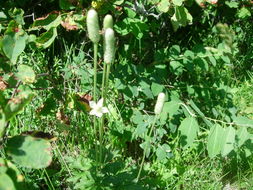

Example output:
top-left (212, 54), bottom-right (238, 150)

top-left (103, 14), bottom-right (113, 30)
top-left (104, 28), bottom-right (115, 64)
top-left (154, 93), bottom-right (165, 115)
top-left (87, 9), bottom-right (100, 44)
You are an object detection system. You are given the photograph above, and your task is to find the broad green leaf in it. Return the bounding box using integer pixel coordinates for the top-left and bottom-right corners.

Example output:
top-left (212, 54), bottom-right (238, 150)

top-left (156, 144), bottom-right (172, 161)
top-left (0, 173), bottom-right (16, 190)
top-left (189, 100), bottom-right (213, 127)
top-left (35, 27), bottom-right (57, 49)
top-left (172, 0), bottom-right (183, 6)
top-left (207, 124), bottom-right (224, 158)
top-left (194, 57), bottom-right (208, 71)
top-left (236, 127), bottom-right (250, 147)
top-left (171, 6), bottom-right (192, 31)
top-left (179, 117), bottom-right (199, 149)
top-left (163, 100), bottom-right (181, 117)
top-left (238, 7), bottom-right (251, 19)
top-left (31, 13), bottom-right (62, 30)
top-left (2, 21), bottom-right (27, 63)
top-left (225, 1), bottom-right (239, 8)
top-left (157, 0), bottom-right (170, 13)
top-left (16, 65), bottom-right (36, 84)
top-left (151, 82), bottom-right (164, 96)
top-left (6, 135), bottom-right (52, 169)
top-left (233, 116), bottom-right (253, 127)
top-left (4, 90), bottom-right (35, 121)
top-left (221, 126), bottom-right (235, 157)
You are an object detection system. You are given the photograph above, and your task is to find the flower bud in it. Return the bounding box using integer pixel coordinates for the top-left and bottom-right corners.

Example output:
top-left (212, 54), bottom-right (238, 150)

top-left (86, 9), bottom-right (100, 44)
top-left (104, 28), bottom-right (115, 64)
top-left (154, 93), bottom-right (165, 115)
top-left (103, 14), bottom-right (113, 30)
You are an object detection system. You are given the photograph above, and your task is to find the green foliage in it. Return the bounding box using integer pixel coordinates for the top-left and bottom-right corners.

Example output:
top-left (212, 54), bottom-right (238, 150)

top-left (179, 117), bottom-right (199, 149)
top-left (0, 0), bottom-right (253, 189)
top-left (207, 124), bottom-right (224, 158)
top-left (6, 135), bottom-right (52, 169)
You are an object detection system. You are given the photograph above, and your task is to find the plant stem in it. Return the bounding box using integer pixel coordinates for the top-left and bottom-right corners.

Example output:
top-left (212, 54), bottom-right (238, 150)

top-left (93, 43), bottom-right (98, 102)
top-left (99, 62), bottom-right (111, 163)
top-left (104, 62), bottom-right (111, 104)
top-left (136, 114), bottom-right (158, 182)
top-left (93, 43), bottom-right (98, 166)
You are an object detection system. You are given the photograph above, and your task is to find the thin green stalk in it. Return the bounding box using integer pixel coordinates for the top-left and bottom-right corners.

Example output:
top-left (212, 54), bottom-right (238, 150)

top-left (101, 62), bottom-right (107, 100)
top-left (136, 114), bottom-right (159, 182)
top-left (93, 43), bottom-right (99, 166)
top-left (104, 62), bottom-right (111, 104)
top-left (93, 43), bottom-right (98, 102)
top-left (99, 62), bottom-right (109, 163)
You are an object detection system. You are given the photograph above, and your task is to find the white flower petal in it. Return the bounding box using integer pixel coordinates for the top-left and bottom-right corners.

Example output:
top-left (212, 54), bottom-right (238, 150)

top-left (96, 112), bottom-right (103, 118)
top-left (89, 101), bottom-right (96, 108)
top-left (97, 98), bottom-right (104, 107)
top-left (89, 109), bottom-right (96, 116)
top-left (101, 107), bottom-right (109, 113)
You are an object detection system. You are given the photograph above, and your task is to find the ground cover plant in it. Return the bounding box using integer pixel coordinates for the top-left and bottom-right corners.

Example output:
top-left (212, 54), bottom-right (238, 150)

top-left (0, 0), bottom-right (253, 189)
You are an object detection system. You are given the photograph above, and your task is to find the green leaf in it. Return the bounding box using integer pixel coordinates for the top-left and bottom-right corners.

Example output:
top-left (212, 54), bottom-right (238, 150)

top-left (140, 141), bottom-right (151, 158)
top-left (163, 100), bottom-right (180, 118)
top-left (16, 65), bottom-right (36, 84)
top-left (236, 127), bottom-right (250, 147)
top-left (4, 90), bottom-right (35, 121)
top-left (238, 7), bottom-right (251, 19)
top-left (225, 1), bottom-right (239, 8)
top-left (151, 82), bottom-right (164, 96)
top-left (179, 117), bottom-right (199, 149)
top-left (0, 173), bottom-right (16, 190)
top-left (189, 100), bottom-right (213, 127)
top-left (156, 144), bottom-right (172, 161)
top-left (2, 22), bottom-right (27, 63)
top-left (171, 6), bottom-right (192, 31)
top-left (157, 0), bottom-right (170, 13)
top-left (221, 126), bottom-right (235, 157)
top-left (35, 27), bottom-right (57, 48)
top-left (8, 8), bottom-right (24, 25)
top-left (194, 57), bottom-right (209, 71)
top-left (207, 124), bottom-right (224, 158)
top-left (172, 0), bottom-right (183, 6)
top-left (6, 135), bottom-right (52, 169)
top-left (31, 13), bottom-right (62, 31)
top-left (233, 116), bottom-right (253, 127)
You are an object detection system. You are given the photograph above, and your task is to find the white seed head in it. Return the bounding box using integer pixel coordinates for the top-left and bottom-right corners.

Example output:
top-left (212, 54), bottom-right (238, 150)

top-left (87, 9), bottom-right (100, 43)
top-left (104, 28), bottom-right (115, 64)
top-left (103, 14), bottom-right (113, 30)
top-left (154, 93), bottom-right (166, 115)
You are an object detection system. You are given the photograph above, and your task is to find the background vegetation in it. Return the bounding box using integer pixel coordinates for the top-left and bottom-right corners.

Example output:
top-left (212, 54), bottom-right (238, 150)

top-left (0, 0), bottom-right (253, 189)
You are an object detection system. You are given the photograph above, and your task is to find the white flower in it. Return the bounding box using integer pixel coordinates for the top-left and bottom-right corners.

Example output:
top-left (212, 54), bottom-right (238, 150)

top-left (89, 98), bottom-right (109, 118)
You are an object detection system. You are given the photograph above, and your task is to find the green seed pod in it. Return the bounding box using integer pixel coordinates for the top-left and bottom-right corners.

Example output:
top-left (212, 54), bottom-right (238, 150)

top-left (104, 28), bottom-right (115, 64)
top-left (154, 93), bottom-right (165, 115)
top-left (86, 9), bottom-right (100, 44)
top-left (103, 14), bottom-right (113, 30)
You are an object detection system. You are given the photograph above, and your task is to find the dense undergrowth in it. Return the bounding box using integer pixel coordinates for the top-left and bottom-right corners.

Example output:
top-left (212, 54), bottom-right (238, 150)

top-left (1, 0), bottom-right (253, 189)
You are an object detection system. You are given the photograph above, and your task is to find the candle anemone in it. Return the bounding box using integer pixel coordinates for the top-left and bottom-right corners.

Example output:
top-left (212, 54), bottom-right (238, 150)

top-left (87, 9), bottom-right (101, 44)
top-left (104, 28), bottom-right (115, 64)
top-left (154, 93), bottom-right (166, 115)
top-left (103, 14), bottom-right (113, 30)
